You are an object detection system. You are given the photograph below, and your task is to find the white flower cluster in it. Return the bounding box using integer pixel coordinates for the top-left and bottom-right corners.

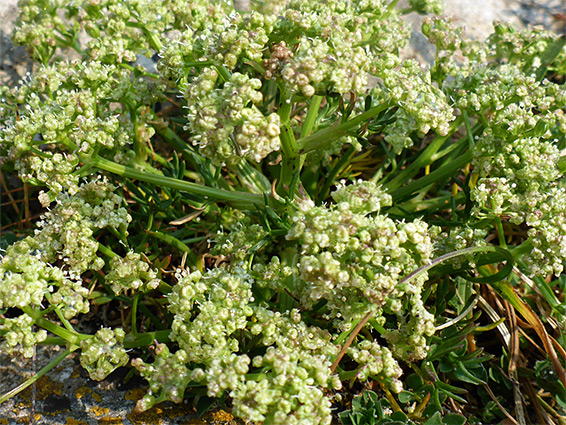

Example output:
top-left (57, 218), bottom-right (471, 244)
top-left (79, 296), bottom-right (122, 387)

top-left (0, 237), bottom-right (72, 310)
top-left (0, 313), bottom-right (47, 358)
top-left (0, 179), bottom-right (132, 347)
top-left (373, 60), bottom-right (455, 152)
top-left (212, 221), bottom-right (268, 262)
top-left (79, 327), bottom-right (129, 381)
top-left (347, 340), bottom-right (403, 391)
top-left (199, 11), bottom-right (276, 70)
top-left (132, 343), bottom-right (192, 410)
top-left (524, 188), bottom-right (566, 276)
top-left (286, 181), bottom-right (436, 330)
top-left (184, 68), bottom-right (281, 165)
top-left (134, 265), bottom-right (341, 424)
top-left (0, 61), bottom-right (158, 197)
top-left (157, 0), bottom-right (411, 98)
top-left (484, 22), bottom-right (566, 75)
top-left (279, 181), bottom-right (437, 376)
top-left (446, 61), bottom-right (566, 276)
top-left (332, 179), bottom-right (393, 214)
top-left (471, 132), bottom-right (560, 222)
top-left (105, 251), bottom-right (160, 296)
top-left (268, 0), bottom-right (410, 97)
top-left (33, 179), bottom-right (131, 275)
top-left (233, 307), bottom-right (340, 425)
top-left (15, 153), bottom-right (80, 200)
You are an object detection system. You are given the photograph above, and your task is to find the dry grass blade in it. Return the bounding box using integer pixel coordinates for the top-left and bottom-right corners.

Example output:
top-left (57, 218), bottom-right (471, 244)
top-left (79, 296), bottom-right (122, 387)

top-left (504, 300), bottom-right (527, 425)
top-left (483, 383), bottom-right (519, 425)
top-left (169, 207), bottom-right (205, 225)
top-left (0, 170), bottom-right (20, 215)
top-left (330, 310), bottom-right (374, 374)
top-left (514, 295), bottom-right (566, 388)
top-left (491, 276), bottom-right (566, 388)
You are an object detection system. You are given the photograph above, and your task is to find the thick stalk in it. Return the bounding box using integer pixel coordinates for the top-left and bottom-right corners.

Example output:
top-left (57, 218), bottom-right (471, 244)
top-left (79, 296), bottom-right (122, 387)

top-left (299, 95), bottom-right (323, 139)
top-left (124, 329), bottom-right (171, 349)
top-left (91, 156), bottom-right (266, 208)
top-left (385, 116), bottom-right (464, 191)
top-left (277, 89), bottom-right (301, 195)
top-left (23, 307), bottom-right (85, 347)
top-left (390, 150), bottom-right (474, 202)
top-left (297, 101), bottom-right (393, 154)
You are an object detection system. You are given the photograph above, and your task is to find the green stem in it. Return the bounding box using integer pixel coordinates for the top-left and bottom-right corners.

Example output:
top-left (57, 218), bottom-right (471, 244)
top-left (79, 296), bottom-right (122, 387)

top-left (91, 156), bottom-right (265, 208)
top-left (0, 348), bottom-right (75, 404)
top-left (119, 62), bottom-right (160, 79)
top-left (297, 100), bottom-right (393, 154)
top-left (390, 150), bottom-right (474, 202)
top-left (462, 110), bottom-right (476, 149)
top-left (387, 0), bottom-right (401, 13)
top-left (98, 243), bottom-right (119, 259)
top-left (126, 21), bottom-right (163, 52)
top-left (385, 116), bottom-right (464, 192)
top-left (215, 65), bottom-right (231, 82)
top-left (45, 297), bottom-right (76, 334)
top-left (299, 95), bottom-right (323, 139)
top-left (146, 229), bottom-right (197, 266)
top-left (22, 307), bottom-right (84, 347)
top-left (515, 258), bottom-right (561, 311)
top-left (131, 293), bottom-right (139, 337)
top-left (277, 89), bottom-right (301, 195)
top-left (124, 329), bottom-right (171, 349)
top-left (494, 216), bottom-right (507, 249)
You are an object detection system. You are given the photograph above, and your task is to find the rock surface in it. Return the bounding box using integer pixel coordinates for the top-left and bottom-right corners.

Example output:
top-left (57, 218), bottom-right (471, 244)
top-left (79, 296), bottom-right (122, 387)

top-left (0, 0), bottom-right (564, 424)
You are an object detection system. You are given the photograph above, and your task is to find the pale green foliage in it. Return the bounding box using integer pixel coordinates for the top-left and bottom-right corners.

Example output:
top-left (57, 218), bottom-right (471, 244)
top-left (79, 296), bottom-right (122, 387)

top-left (3, 0), bottom-right (566, 423)
top-left (0, 179), bottom-right (129, 327)
top-left (373, 59), bottom-right (455, 151)
top-left (132, 343), bottom-right (192, 409)
top-left (33, 179), bottom-right (131, 274)
top-left (212, 220), bottom-right (268, 261)
top-left (0, 238), bottom-right (67, 310)
top-left (0, 61), bottom-right (164, 198)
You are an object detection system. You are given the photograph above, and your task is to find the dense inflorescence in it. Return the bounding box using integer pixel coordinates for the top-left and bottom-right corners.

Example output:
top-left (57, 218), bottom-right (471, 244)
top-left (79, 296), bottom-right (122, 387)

top-left (183, 68), bottom-right (281, 165)
top-left (1, 0), bottom-right (565, 423)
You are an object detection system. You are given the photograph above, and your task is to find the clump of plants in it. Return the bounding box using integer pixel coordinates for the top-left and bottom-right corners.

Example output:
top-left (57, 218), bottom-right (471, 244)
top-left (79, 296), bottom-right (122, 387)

top-left (0, 0), bottom-right (565, 423)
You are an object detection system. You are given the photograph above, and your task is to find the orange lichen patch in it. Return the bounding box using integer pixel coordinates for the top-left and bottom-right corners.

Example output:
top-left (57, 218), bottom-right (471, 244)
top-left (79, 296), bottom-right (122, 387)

top-left (185, 419), bottom-right (207, 425)
top-left (128, 401), bottom-right (196, 424)
top-left (91, 406), bottom-right (111, 417)
top-left (65, 418), bottom-right (89, 425)
top-left (125, 388), bottom-right (146, 401)
top-left (18, 376), bottom-right (63, 402)
top-left (75, 386), bottom-right (93, 399)
top-left (210, 410), bottom-right (234, 422)
top-left (70, 366), bottom-right (82, 379)
top-left (97, 416), bottom-right (123, 424)
top-left (126, 409), bottom-right (164, 425)
top-left (33, 414), bottom-right (41, 421)
top-left (92, 392), bottom-right (103, 402)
